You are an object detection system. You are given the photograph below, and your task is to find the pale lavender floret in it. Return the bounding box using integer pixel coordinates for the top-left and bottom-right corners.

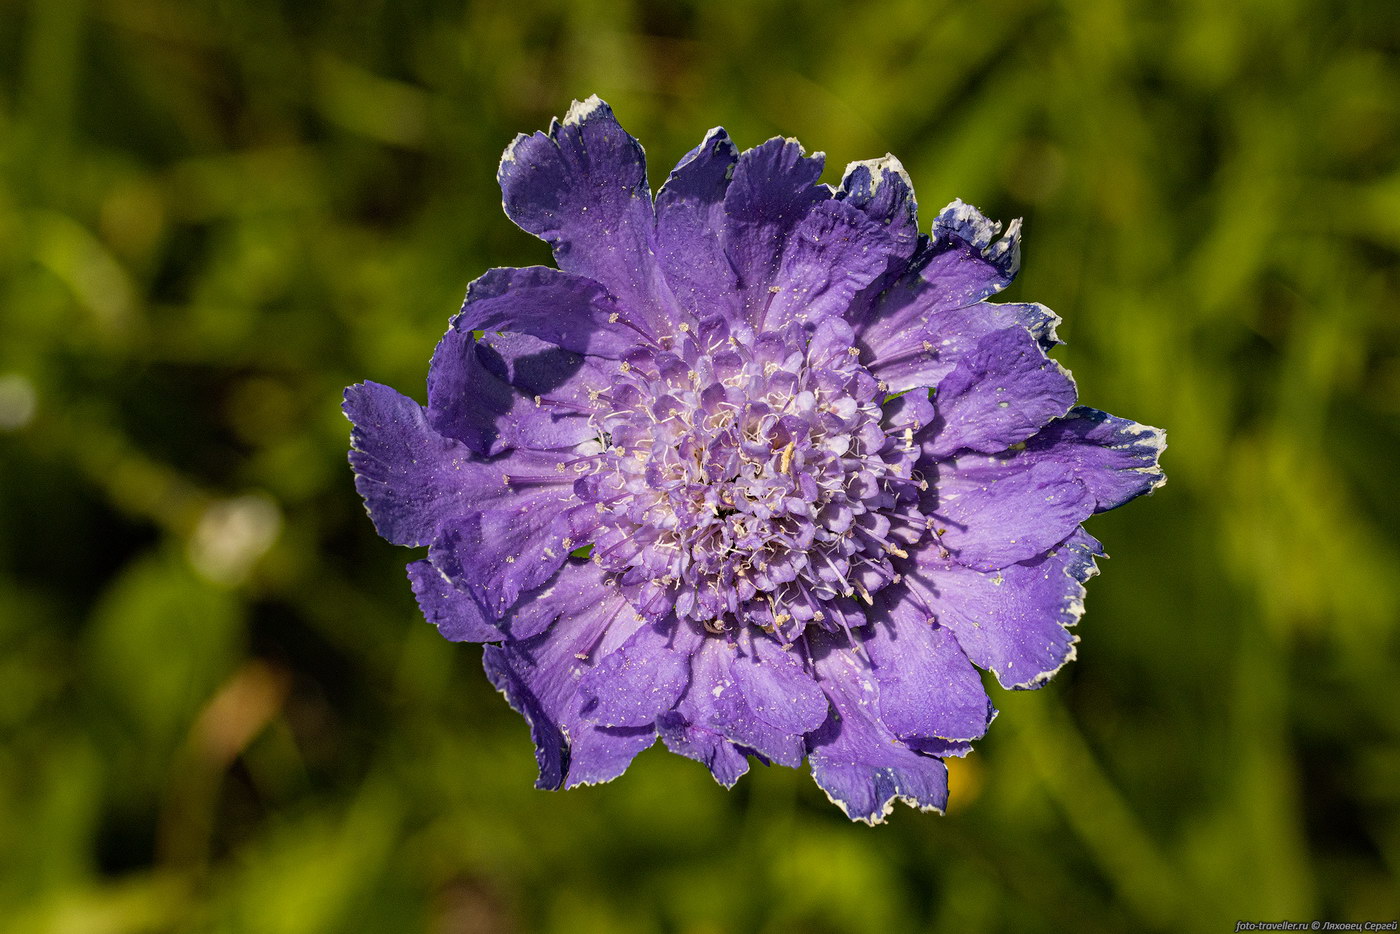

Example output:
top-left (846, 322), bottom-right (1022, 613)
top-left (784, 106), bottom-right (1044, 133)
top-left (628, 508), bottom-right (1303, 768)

top-left (345, 97), bottom-right (1166, 822)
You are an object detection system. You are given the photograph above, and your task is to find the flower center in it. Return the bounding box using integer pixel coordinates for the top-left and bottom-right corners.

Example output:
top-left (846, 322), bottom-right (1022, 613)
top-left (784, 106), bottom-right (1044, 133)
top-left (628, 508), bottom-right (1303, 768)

top-left (574, 320), bottom-right (929, 638)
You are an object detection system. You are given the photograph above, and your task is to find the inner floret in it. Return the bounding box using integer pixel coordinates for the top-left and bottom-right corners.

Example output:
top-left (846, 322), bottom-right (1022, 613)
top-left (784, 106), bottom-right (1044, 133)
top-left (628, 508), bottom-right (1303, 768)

top-left (570, 317), bottom-right (931, 638)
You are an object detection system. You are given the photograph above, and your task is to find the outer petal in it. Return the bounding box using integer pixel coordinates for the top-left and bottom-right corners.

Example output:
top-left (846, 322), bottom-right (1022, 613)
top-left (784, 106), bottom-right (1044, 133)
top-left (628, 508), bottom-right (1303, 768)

top-left (1015, 407), bottom-right (1167, 512)
top-left (655, 638), bottom-right (752, 787)
top-left (860, 283), bottom-right (1062, 394)
top-left (344, 381), bottom-right (485, 547)
top-left (837, 155), bottom-right (920, 269)
top-left (497, 96), bottom-right (677, 329)
top-left (761, 200), bottom-right (896, 332)
top-left (455, 266), bottom-right (645, 360)
top-left (721, 138), bottom-right (829, 325)
top-left (406, 559), bottom-right (501, 642)
top-left (430, 505), bottom-right (576, 618)
top-left (580, 619), bottom-right (703, 728)
top-left (731, 630), bottom-right (828, 735)
top-left (926, 326), bottom-right (1077, 458)
top-left (494, 558), bottom-right (633, 642)
top-left (654, 127), bottom-right (742, 321)
top-left (863, 598), bottom-right (995, 742)
top-left (805, 633), bottom-right (950, 824)
top-left (482, 561), bottom-right (651, 789)
top-left (930, 457), bottom-right (1094, 571)
top-left (921, 199), bottom-right (1021, 304)
top-left (427, 326), bottom-right (594, 455)
top-left (903, 529), bottom-right (1104, 689)
top-left (472, 330), bottom-right (612, 409)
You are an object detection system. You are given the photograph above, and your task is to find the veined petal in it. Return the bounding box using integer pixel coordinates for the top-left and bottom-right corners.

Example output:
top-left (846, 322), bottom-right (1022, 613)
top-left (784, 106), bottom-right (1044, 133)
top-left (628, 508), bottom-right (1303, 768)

top-left (655, 127), bottom-right (742, 322)
top-left (926, 326), bottom-right (1077, 458)
top-left (1016, 407), bottom-right (1167, 512)
top-left (903, 529), bottom-right (1104, 689)
top-left (456, 266), bottom-right (645, 360)
top-left (406, 559), bottom-right (502, 642)
top-left (498, 96), bottom-right (678, 329)
top-left (427, 326), bottom-right (595, 455)
top-left (930, 457), bottom-right (1094, 571)
top-left (482, 561), bottom-right (652, 789)
top-left (837, 155), bottom-right (921, 268)
top-left (761, 200), bottom-right (896, 332)
top-left (864, 598), bottom-right (995, 742)
top-left (430, 500), bottom-right (582, 619)
top-left (924, 198), bottom-right (1021, 297)
top-left (344, 381), bottom-right (483, 547)
top-left (472, 330), bottom-right (612, 410)
top-left (580, 618), bottom-right (702, 727)
top-left (860, 280), bottom-right (1062, 393)
top-left (731, 630), bottom-right (828, 734)
top-left (721, 138), bottom-right (829, 325)
top-left (655, 638), bottom-right (752, 787)
top-left (806, 633), bottom-right (950, 824)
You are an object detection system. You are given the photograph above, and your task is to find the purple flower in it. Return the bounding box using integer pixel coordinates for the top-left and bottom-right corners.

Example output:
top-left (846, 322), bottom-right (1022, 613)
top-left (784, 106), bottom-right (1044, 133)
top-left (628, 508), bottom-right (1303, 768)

top-left (345, 97), bottom-right (1165, 822)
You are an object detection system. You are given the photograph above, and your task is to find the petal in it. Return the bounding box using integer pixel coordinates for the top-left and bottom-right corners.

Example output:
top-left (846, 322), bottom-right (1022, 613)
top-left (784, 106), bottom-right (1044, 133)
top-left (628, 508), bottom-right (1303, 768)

top-left (430, 501), bottom-right (579, 618)
top-left (427, 326), bottom-right (594, 455)
top-left (836, 155), bottom-right (921, 269)
top-left (655, 638), bottom-right (752, 787)
top-left (1017, 407), bottom-right (1167, 512)
top-left (473, 330), bottom-right (612, 410)
top-left (930, 457), bottom-right (1094, 570)
top-left (881, 388), bottom-right (936, 437)
top-left (761, 200), bottom-right (897, 332)
top-left (860, 281), bottom-right (1062, 393)
top-left (731, 630), bottom-right (828, 735)
top-left (656, 712), bottom-right (751, 788)
top-left (579, 618), bottom-right (703, 728)
top-left (482, 561), bottom-right (652, 789)
top-left (344, 381), bottom-right (483, 547)
top-left (903, 529), bottom-right (1104, 689)
top-left (926, 326), bottom-right (1077, 458)
top-left (426, 326), bottom-right (515, 454)
top-left (497, 96), bottom-right (677, 329)
top-left (863, 597), bottom-right (994, 742)
top-left (721, 138), bottom-right (829, 325)
top-left (654, 127), bottom-right (742, 321)
top-left (455, 266), bottom-right (644, 360)
top-left (495, 557), bottom-right (630, 642)
top-left (710, 692), bottom-right (809, 768)
top-left (659, 636), bottom-right (813, 773)
top-left (925, 198), bottom-right (1021, 298)
top-left (805, 633), bottom-right (950, 824)
top-left (406, 559), bottom-right (502, 642)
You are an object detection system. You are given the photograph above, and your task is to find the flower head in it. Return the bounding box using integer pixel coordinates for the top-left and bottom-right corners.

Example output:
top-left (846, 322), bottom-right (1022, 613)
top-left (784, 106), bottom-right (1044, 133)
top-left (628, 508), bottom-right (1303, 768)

top-left (345, 97), bottom-right (1165, 822)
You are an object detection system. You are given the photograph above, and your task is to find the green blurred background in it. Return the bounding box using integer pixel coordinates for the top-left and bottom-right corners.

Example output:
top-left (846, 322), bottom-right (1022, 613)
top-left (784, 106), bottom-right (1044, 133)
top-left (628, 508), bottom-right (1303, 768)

top-left (2, 0), bottom-right (1398, 930)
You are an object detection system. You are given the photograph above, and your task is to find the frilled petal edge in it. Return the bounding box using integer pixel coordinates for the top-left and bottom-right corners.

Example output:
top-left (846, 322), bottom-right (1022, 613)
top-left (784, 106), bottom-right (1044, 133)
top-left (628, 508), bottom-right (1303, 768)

top-left (498, 96), bottom-right (679, 330)
top-left (344, 381), bottom-right (481, 547)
